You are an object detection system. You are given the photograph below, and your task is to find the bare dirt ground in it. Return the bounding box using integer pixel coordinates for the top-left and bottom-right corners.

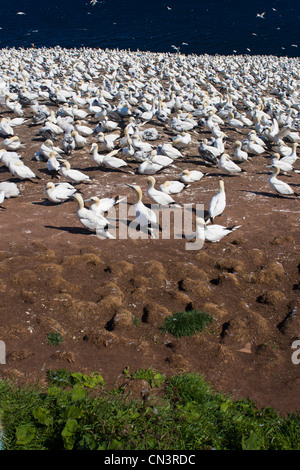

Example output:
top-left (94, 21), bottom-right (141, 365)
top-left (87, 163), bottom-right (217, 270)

top-left (0, 96), bottom-right (299, 417)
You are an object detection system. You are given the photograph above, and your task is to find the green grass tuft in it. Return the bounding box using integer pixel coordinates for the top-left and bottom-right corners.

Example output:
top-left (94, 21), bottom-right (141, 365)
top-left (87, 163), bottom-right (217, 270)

top-left (46, 332), bottom-right (63, 346)
top-left (160, 309), bottom-right (213, 338)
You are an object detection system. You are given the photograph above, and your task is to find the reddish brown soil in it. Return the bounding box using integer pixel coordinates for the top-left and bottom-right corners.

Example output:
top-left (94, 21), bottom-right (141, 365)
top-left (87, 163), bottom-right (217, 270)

top-left (0, 102), bottom-right (300, 417)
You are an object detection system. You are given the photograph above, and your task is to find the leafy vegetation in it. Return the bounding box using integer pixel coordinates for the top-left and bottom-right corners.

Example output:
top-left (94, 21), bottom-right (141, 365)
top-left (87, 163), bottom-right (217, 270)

top-left (160, 309), bottom-right (213, 338)
top-left (0, 369), bottom-right (299, 450)
top-left (46, 332), bottom-right (63, 346)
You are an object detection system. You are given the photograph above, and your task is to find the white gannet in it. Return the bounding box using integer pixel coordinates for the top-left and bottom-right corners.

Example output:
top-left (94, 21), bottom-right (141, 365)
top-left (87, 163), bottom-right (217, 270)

top-left (158, 143), bottom-right (183, 159)
top-left (131, 134), bottom-right (154, 153)
top-left (284, 128), bottom-right (300, 143)
top-left (0, 118), bottom-right (14, 137)
top-left (73, 193), bottom-right (110, 232)
top-left (122, 137), bottom-right (135, 159)
top-left (44, 182), bottom-right (77, 203)
top-left (60, 161), bottom-right (91, 184)
top-left (159, 180), bottom-right (185, 194)
top-left (233, 140), bottom-right (248, 162)
top-left (38, 119), bottom-right (64, 138)
top-left (0, 190), bottom-right (5, 207)
top-left (247, 130), bottom-right (266, 148)
top-left (208, 179), bottom-right (226, 223)
top-left (90, 143), bottom-right (105, 166)
top-left (10, 117), bottom-right (28, 127)
top-left (146, 176), bottom-right (180, 207)
top-left (74, 120), bottom-right (94, 137)
top-left (0, 181), bottom-right (20, 198)
top-left (98, 116), bottom-right (120, 132)
top-left (150, 150), bottom-right (174, 168)
top-left (36, 139), bottom-right (63, 161)
top-left (72, 130), bottom-right (87, 149)
top-left (0, 150), bottom-right (21, 168)
top-left (217, 154), bottom-right (244, 175)
top-left (227, 112), bottom-right (244, 129)
top-left (8, 159), bottom-right (39, 181)
top-left (274, 139), bottom-right (292, 158)
top-left (169, 111), bottom-right (196, 132)
top-left (97, 132), bottom-right (119, 151)
top-left (195, 217), bottom-right (241, 243)
top-left (46, 151), bottom-right (61, 178)
top-left (137, 160), bottom-right (164, 175)
top-left (268, 165), bottom-right (299, 197)
top-left (85, 195), bottom-right (125, 215)
top-left (2, 136), bottom-right (24, 151)
top-left (126, 183), bottom-right (157, 238)
top-left (280, 143), bottom-right (298, 166)
top-left (102, 149), bottom-right (129, 171)
top-left (72, 105), bottom-right (88, 120)
top-left (268, 153), bottom-right (300, 175)
top-left (179, 169), bottom-right (204, 184)
top-left (242, 132), bottom-right (265, 155)
top-left (172, 132), bottom-right (192, 150)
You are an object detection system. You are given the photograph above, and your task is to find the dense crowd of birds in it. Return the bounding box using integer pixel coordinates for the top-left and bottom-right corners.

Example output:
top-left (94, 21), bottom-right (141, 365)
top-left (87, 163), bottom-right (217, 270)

top-left (0, 46), bottom-right (299, 244)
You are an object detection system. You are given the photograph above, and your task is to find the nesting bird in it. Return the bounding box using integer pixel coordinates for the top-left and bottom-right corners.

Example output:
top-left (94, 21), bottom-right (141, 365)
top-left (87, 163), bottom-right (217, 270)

top-left (195, 217), bottom-right (241, 243)
top-left (179, 169), bottom-right (204, 184)
top-left (268, 165), bottom-right (299, 197)
top-left (217, 154), bottom-right (245, 175)
top-left (146, 176), bottom-right (180, 207)
top-left (59, 161), bottom-right (91, 184)
top-left (44, 181), bottom-right (77, 203)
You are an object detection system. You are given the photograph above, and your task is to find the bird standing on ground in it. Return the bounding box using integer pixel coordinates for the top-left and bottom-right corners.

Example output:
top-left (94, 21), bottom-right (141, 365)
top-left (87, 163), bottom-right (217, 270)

top-left (126, 183), bottom-right (158, 238)
top-left (208, 179), bottom-right (226, 223)
top-left (46, 151), bottom-right (61, 179)
top-left (234, 141), bottom-right (248, 162)
top-left (73, 193), bottom-right (111, 233)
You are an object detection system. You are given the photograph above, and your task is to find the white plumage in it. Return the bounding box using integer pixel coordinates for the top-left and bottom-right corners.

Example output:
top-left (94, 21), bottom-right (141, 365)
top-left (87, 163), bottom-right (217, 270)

top-left (44, 182), bottom-right (77, 203)
top-left (208, 179), bottom-right (226, 223)
top-left (196, 217), bottom-right (241, 243)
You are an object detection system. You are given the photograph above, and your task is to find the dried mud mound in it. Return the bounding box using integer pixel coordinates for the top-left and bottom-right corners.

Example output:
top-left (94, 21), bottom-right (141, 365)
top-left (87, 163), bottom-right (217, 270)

top-left (0, 233), bottom-right (299, 414)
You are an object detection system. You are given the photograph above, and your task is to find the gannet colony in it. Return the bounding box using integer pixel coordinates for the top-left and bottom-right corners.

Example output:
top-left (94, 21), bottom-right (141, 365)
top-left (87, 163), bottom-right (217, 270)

top-left (0, 46), bottom-right (300, 412)
top-left (0, 47), bottom-right (299, 238)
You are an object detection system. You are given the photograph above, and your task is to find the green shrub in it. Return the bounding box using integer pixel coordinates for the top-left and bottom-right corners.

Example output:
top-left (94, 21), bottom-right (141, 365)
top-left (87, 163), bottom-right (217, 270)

top-left (0, 369), bottom-right (300, 450)
top-left (160, 310), bottom-right (213, 338)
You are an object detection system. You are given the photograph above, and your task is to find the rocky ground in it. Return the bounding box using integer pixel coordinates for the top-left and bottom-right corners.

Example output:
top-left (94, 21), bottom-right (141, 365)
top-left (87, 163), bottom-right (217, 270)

top-left (0, 54), bottom-right (300, 416)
